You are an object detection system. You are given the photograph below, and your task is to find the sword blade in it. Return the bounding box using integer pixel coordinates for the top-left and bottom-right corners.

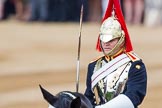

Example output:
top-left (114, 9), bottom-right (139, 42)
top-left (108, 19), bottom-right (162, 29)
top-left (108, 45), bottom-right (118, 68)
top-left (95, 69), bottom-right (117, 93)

top-left (76, 4), bottom-right (83, 93)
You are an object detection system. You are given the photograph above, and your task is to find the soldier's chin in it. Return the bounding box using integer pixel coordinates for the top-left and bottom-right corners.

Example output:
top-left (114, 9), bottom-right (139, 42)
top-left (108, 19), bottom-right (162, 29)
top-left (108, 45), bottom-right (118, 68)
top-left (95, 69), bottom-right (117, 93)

top-left (104, 51), bottom-right (110, 55)
top-left (103, 49), bottom-right (111, 54)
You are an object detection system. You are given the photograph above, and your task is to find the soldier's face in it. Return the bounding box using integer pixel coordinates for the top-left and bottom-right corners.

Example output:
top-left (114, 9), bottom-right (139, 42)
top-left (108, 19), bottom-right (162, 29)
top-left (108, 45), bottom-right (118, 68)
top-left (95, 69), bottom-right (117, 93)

top-left (101, 38), bottom-right (119, 54)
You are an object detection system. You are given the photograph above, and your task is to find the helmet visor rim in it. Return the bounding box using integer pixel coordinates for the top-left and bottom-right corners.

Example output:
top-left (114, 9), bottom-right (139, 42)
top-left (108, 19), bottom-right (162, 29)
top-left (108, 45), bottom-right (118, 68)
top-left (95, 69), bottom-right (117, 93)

top-left (100, 34), bottom-right (113, 43)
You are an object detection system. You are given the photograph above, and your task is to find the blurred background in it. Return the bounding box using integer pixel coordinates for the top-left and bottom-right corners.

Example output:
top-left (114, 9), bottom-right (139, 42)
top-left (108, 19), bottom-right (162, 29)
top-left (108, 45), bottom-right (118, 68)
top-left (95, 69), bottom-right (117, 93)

top-left (0, 0), bottom-right (162, 108)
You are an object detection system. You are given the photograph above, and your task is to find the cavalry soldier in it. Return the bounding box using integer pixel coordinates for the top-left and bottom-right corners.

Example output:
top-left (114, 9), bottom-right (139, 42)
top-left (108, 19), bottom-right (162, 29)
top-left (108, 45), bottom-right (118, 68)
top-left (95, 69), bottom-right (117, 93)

top-left (84, 0), bottom-right (147, 108)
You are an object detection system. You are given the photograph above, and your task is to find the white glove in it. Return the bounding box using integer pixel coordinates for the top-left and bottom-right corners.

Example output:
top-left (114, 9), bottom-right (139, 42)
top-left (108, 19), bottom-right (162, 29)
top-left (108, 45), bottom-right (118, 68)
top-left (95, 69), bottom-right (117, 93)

top-left (95, 94), bottom-right (134, 108)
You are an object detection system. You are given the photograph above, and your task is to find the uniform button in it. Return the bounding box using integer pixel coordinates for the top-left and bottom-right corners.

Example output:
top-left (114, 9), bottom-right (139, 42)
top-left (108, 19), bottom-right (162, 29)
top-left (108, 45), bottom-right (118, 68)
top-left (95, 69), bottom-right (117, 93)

top-left (136, 65), bottom-right (141, 69)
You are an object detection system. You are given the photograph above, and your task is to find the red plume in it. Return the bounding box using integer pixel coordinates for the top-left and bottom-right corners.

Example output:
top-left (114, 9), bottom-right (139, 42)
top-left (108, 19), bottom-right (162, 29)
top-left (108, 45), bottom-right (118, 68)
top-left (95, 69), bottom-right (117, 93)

top-left (96, 0), bottom-right (133, 52)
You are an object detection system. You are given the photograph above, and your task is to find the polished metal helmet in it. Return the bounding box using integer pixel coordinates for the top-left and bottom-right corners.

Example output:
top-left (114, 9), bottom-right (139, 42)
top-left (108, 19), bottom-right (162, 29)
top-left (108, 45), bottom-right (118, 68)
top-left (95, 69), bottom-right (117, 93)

top-left (99, 16), bottom-right (125, 56)
top-left (96, 0), bottom-right (133, 54)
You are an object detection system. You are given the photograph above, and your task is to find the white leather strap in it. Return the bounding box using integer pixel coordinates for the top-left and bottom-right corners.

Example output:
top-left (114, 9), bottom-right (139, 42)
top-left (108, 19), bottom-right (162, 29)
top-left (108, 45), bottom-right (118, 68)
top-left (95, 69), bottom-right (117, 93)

top-left (91, 54), bottom-right (131, 89)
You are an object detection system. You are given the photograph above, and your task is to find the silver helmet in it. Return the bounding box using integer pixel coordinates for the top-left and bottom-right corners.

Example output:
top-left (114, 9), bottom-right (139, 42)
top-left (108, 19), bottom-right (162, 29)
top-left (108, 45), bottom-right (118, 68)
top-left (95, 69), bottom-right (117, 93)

top-left (99, 16), bottom-right (125, 56)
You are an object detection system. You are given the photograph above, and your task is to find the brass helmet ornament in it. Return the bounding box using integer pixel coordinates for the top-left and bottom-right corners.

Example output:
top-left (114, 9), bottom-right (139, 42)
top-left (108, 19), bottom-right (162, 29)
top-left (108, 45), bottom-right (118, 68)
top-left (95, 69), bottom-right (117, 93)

top-left (99, 15), bottom-right (125, 56)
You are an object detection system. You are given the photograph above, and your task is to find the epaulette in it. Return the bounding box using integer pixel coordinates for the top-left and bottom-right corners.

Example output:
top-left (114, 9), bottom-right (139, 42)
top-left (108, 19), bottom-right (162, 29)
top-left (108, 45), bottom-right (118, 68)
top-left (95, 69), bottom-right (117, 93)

top-left (126, 52), bottom-right (141, 62)
top-left (90, 55), bottom-right (104, 63)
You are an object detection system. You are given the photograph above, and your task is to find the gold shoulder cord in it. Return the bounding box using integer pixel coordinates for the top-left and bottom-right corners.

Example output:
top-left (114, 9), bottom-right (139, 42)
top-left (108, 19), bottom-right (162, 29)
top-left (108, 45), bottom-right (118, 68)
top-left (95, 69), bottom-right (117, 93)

top-left (93, 58), bottom-right (102, 105)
